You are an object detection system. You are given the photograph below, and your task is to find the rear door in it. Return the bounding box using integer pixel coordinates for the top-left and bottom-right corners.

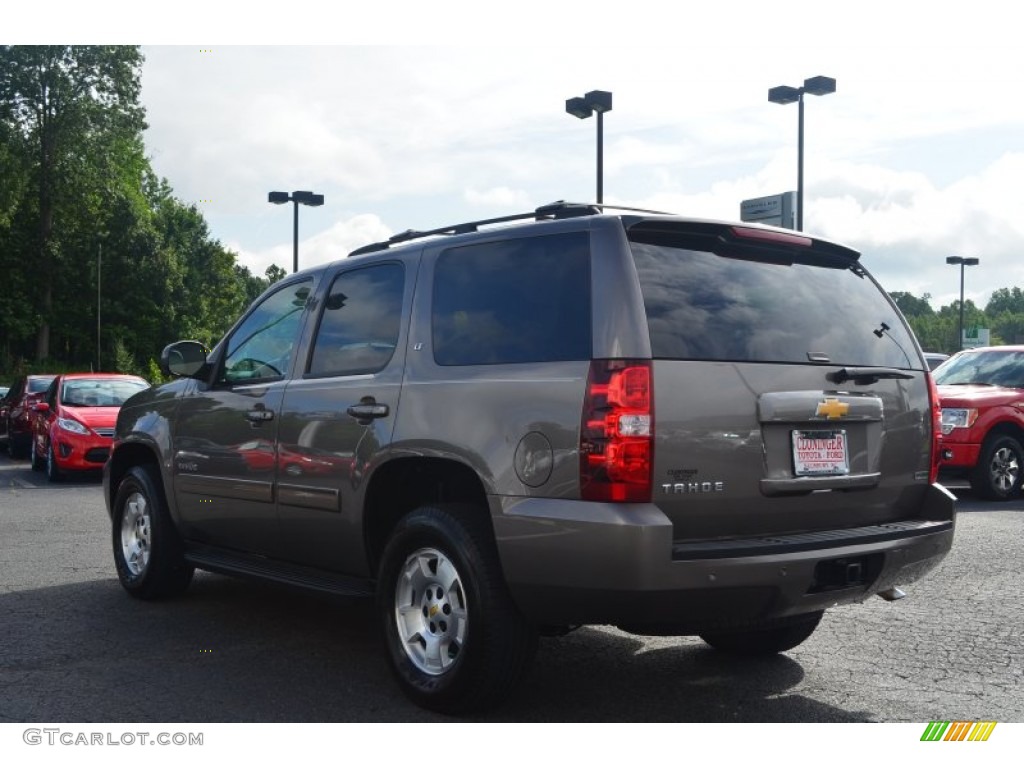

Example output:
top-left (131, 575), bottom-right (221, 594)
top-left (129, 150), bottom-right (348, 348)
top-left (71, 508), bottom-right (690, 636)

top-left (627, 222), bottom-right (931, 542)
top-left (273, 257), bottom-right (415, 572)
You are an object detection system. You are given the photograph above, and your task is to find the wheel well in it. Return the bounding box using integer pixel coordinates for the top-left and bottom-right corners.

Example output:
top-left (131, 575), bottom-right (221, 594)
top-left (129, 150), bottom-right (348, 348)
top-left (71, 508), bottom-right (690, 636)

top-left (983, 422), bottom-right (1024, 446)
top-left (363, 458), bottom-right (489, 573)
top-left (107, 443), bottom-right (163, 514)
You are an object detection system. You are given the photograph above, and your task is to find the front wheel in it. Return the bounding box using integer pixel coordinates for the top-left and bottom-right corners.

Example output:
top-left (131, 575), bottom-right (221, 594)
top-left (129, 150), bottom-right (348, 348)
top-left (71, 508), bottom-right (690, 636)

top-left (45, 441), bottom-right (62, 482)
top-left (30, 440), bottom-right (45, 472)
top-left (111, 465), bottom-right (194, 600)
top-left (700, 611), bottom-right (824, 656)
top-left (377, 504), bottom-right (537, 714)
top-left (970, 434), bottom-right (1023, 501)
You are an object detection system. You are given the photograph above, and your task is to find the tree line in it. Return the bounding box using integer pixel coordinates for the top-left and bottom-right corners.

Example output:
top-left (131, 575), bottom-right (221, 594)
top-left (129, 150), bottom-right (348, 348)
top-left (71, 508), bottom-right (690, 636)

top-left (890, 287), bottom-right (1024, 353)
top-left (3, 47), bottom-right (1020, 384)
top-left (0, 45), bottom-right (283, 382)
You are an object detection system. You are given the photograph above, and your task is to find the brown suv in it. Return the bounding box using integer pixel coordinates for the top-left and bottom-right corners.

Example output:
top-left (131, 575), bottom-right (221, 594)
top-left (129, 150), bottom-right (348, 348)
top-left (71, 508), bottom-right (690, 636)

top-left (104, 203), bottom-right (956, 713)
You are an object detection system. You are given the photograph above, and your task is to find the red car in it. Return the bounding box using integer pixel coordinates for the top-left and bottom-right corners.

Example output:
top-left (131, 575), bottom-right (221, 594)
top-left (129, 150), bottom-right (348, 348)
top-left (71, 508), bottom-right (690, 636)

top-left (935, 345), bottom-right (1024, 500)
top-left (1, 374), bottom-right (57, 459)
top-left (30, 373), bottom-right (149, 481)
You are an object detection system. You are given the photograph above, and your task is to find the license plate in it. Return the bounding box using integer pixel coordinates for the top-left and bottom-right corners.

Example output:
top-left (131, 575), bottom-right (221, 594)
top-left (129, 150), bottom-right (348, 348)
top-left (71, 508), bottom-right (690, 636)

top-left (792, 429), bottom-right (849, 476)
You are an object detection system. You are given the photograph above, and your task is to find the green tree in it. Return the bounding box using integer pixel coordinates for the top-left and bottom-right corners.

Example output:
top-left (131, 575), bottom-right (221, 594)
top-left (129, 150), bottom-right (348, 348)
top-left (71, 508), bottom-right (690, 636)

top-left (985, 287), bottom-right (1024, 316)
top-left (265, 264), bottom-right (287, 285)
top-left (0, 45), bottom-right (146, 361)
top-left (889, 291), bottom-right (934, 318)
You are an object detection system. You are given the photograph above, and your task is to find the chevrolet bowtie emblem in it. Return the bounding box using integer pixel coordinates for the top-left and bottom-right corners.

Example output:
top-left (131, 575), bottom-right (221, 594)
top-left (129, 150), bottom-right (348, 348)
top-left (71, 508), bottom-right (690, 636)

top-left (815, 398), bottom-right (849, 420)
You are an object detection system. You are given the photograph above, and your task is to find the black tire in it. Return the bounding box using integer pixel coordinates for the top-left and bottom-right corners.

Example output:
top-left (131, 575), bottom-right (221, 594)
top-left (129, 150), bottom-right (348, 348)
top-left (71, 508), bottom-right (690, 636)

top-left (111, 465), bottom-right (194, 600)
top-left (970, 434), bottom-right (1023, 501)
top-left (377, 504), bottom-right (537, 714)
top-left (700, 611), bottom-right (824, 656)
top-left (30, 440), bottom-right (44, 472)
top-left (8, 429), bottom-right (28, 459)
top-left (45, 441), bottom-right (62, 482)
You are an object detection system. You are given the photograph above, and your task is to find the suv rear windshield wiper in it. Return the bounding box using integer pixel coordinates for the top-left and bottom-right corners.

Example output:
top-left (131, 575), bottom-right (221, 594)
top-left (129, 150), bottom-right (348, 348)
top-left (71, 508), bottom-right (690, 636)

top-left (827, 367), bottom-right (915, 385)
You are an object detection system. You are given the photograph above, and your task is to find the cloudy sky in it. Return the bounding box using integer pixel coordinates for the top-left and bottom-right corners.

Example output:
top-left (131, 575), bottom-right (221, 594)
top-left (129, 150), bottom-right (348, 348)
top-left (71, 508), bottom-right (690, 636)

top-left (17, 1), bottom-right (1024, 310)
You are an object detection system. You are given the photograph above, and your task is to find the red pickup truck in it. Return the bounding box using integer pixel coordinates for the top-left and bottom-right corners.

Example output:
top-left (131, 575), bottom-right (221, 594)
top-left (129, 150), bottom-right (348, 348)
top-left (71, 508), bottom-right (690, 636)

top-left (934, 345), bottom-right (1024, 500)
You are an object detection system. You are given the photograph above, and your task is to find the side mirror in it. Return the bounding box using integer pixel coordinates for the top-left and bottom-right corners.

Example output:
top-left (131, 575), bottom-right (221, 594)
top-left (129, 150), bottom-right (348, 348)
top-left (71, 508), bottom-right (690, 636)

top-left (161, 340), bottom-right (211, 379)
top-left (32, 402), bottom-right (50, 413)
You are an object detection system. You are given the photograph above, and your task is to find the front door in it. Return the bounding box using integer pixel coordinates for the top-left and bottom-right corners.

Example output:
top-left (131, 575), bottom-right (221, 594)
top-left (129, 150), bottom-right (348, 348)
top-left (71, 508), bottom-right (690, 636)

top-left (172, 277), bottom-right (315, 554)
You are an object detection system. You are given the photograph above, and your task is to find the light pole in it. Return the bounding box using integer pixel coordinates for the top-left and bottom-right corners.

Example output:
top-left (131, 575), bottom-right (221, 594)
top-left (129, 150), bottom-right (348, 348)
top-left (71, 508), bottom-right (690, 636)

top-left (268, 190), bottom-right (325, 273)
top-left (768, 75), bottom-right (836, 231)
top-left (565, 90), bottom-right (613, 204)
top-left (946, 256), bottom-right (980, 351)
top-left (97, 243), bottom-right (101, 372)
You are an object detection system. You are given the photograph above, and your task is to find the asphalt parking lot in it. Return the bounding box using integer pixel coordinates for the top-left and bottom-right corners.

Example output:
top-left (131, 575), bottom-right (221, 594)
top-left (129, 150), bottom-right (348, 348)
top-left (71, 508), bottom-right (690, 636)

top-left (1, 454), bottom-right (1021, 723)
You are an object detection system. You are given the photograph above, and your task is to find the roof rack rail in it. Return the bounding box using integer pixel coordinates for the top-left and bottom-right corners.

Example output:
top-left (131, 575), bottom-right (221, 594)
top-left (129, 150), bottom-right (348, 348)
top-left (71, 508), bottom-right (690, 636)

top-left (347, 200), bottom-right (673, 257)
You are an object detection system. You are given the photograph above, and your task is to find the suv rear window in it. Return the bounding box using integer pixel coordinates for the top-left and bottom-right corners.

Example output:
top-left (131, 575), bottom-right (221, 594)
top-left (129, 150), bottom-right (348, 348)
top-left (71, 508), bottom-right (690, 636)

top-left (629, 237), bottom-right (918, 368)
top-left (432, 232), bottom-right (591, 366)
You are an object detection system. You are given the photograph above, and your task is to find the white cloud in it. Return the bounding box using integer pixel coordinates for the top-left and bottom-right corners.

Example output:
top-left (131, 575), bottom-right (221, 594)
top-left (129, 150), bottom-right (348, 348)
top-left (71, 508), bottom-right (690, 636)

top-left (125, 33), bottom-right (1024, 315)
top-left (463, 187), bottom-right (533, 209)
top-left (230, 214), bottom-right (393, 277)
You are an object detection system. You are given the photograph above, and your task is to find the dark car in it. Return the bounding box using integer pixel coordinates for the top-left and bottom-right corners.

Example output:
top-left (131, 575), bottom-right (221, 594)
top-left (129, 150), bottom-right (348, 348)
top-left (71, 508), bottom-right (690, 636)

top-left (30, 373), bottom-right (149, 481)
top-left (105, 202), bottom-right (955, 714)
top-left (935, 345), bottom-right (1024, 499)
top-left (1, 374), bottom-right (57, 459)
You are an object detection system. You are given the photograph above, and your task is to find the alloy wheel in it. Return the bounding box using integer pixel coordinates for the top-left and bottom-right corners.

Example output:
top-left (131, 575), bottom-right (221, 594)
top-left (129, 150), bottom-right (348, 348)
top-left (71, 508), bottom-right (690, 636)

top-left (393, 547), bottom-right (468, 676)
top-left (990, 446), bottom-right (1020, 494)
top-left (120, 492), bottom-right (152, 577)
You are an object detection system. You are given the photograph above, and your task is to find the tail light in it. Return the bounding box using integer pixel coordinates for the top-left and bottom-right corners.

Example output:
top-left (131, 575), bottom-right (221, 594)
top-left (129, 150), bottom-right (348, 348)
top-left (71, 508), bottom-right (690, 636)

top-left (927, 371), bottom-right (942, 483)
top-left (580, 359), bottom-right (653, 502)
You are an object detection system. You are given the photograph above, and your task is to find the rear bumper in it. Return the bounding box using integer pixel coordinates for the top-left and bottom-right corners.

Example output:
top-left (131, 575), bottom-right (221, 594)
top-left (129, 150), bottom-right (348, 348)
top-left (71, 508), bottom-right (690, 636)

top-left (492, 483), bottom-right (956, 629)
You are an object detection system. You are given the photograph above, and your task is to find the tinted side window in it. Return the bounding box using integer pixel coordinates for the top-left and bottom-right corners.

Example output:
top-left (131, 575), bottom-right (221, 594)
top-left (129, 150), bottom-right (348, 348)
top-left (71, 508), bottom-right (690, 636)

top-left (222, 279), bottom-right (313, 384)
top-left (307, 263), bottom-right (404, 378)
top-left (433, 232), bottom-right (591, 366)
top-left (630, 241), bottom-right (919, 368)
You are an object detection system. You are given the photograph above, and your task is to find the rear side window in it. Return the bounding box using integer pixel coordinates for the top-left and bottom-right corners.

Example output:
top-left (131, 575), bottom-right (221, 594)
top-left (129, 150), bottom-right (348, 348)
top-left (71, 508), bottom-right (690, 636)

top-left (433, 232), bottom-right (591, 366)
top-left (630, 239), bottom-right (918, 368)
top-left (307, 263), bottom-right (404, 377)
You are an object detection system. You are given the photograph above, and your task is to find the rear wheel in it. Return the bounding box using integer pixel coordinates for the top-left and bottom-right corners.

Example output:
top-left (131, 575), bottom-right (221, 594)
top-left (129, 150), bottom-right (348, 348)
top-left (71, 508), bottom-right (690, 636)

top-left (700, 611), bottom-right (823, 656)
top-left (111, 465), bottom-right (194, 599)
top-left (970, 434), bottom-right (1023, 501)
top-left (377, 504), bottom-right (537, 714)
top-left (8, 428), bottom-right (28, 459)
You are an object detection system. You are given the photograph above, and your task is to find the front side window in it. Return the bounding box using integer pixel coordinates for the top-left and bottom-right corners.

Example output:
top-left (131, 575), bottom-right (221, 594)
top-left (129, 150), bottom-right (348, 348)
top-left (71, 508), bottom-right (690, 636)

top-left (307, 264), bottom-right (404, 378)
top-left (432, 232), bottom-right (591, 366)
top-left (222, 279), bottom-right (313, 384)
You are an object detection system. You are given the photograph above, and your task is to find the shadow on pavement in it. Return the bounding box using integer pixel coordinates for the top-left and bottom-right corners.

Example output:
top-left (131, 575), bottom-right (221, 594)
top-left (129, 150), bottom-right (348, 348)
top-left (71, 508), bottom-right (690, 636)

top-left (1, 573), bottom-right (870, 723)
